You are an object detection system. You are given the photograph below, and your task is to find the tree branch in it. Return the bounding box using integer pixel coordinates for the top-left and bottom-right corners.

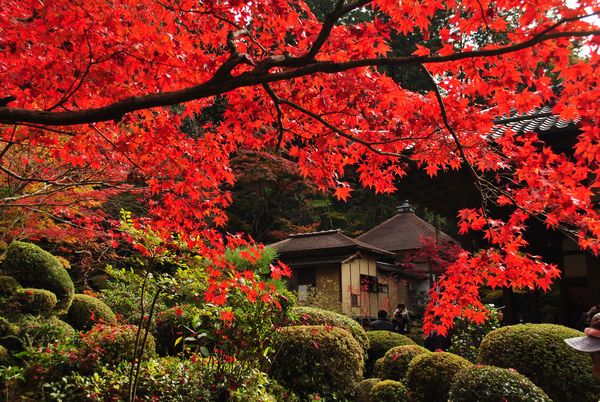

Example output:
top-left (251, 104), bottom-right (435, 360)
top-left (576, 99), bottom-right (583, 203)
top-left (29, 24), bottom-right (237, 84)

top-left (0, 27), bottom-right (597, 126)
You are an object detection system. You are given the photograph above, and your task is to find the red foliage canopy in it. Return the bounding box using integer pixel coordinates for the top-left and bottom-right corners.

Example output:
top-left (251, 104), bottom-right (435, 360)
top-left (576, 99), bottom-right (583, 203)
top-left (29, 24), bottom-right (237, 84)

top-left (0, 0), bottom-right (598, 333)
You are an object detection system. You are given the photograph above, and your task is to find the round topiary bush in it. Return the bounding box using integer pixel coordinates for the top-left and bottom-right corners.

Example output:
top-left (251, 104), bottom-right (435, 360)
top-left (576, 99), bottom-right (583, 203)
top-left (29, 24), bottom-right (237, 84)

top-left (449, 365), bottom-right (550, 402)
top-left (366, 330), bottom-right (416, 375)
top-left (154, 304), bottom-right (207, 355)
top-left (355, 378), bottom-right (381, 402)
top-left (406, 351), bottom-right (472, 401)
top-left (66, 293), bottom-right (117, 330)
top-left (478, 323), bottom-right (600, 402)
top-left (11, 288), bottom-right (57, 315)
top-left (0, 276), bottom-right (21, 296)
top-left (370, 379), bottom-right (408, 402)
top-left (290, 306), bottom-right (370, 354)
top-left (375, 344), bottom-right (430, 381)
top-left (80, 324), bottom-right (156, 367)
top-left (2, 241), bottom-right (74, 312)
top-left (270, 325), bottom-right (364, 400)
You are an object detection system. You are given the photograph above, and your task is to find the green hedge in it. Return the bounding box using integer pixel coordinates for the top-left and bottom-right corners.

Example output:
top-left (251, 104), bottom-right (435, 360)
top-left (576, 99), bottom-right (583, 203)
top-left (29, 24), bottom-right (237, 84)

top-left (449, 365), bottom-right (550, 402)
top-left (406, 351), bottom-right (472, 401)
top-left (11, 288), bottom-right (57, 315)
top-left (355, 378), bottom-right (381, 402)
top-left (370, 379), bottom-right (408, 402)
top-left (290, 307), bottom-right (370, 354)
top-left (0, 276), bottom-right (20, 296)
top-left (66, 294), bottom-right (117, 330)
top-left (366, 330), bottom-right (416, 375)
top-left (270, 325), bottom-right (364, 400)
top-left (375, 344), bottom-right (430, 381)
top-left (479, 324), bottom-right (600, 402)
top-left (2, 242), bottom-right (74, 312)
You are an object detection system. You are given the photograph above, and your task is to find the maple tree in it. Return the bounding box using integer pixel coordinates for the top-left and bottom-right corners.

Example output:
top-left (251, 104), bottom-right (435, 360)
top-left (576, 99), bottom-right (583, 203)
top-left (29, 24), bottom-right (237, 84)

top-left (0, 0), bottom-right (598, 334)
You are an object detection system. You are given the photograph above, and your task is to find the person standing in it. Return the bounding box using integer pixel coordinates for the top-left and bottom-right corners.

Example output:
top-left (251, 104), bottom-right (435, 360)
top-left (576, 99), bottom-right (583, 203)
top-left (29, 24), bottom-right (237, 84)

top-left (565, 312), bottom-right (600, 380)
top-left (371, 309), bottom-right (396, 331)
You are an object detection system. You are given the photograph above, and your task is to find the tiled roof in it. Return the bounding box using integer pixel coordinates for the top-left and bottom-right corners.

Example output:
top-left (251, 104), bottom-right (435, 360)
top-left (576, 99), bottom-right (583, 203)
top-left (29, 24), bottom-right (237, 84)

top-left (490, 105), bottom-right (578, 138)
top-left (356, 212), bottom-right (456, 252)
top-left (270, 229), bottom-right (394, 256)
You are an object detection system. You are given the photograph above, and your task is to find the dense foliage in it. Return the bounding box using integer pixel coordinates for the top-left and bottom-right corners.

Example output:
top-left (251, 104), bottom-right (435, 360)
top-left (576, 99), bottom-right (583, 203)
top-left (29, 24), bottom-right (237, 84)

top-left (374, 344), bottom-right (430, 381)
top-left (406, 351), bottom-right (472, 401)
top-left (479, 324), bottom-right (600, 402)
top-left (366, 330), bottom-right (416, 375)
top-left (270, 325), bottom-right (364, 400)
top-left (0, 0), bottom-right (597, 333)
top-left (448, 365), bottom-right (550, 402)
top-left (2, 242), bottom-right (74, 312)
top-left (370, 379), bottom-right (408, 401)
top-left (66, 294), bottom-right (117, 330)
top-left (290, 306), bottom-right (370, 354)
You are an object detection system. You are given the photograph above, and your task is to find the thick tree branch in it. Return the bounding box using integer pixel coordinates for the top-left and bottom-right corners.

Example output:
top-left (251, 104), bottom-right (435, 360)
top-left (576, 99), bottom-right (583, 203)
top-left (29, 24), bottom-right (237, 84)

top-left (0, 28), bottom-right (597, 127)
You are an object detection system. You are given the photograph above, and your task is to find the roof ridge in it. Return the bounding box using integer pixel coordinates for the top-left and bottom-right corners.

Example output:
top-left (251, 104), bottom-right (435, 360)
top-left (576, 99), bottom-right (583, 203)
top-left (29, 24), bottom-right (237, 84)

top-left (289, 229), bottom-right (342, 238)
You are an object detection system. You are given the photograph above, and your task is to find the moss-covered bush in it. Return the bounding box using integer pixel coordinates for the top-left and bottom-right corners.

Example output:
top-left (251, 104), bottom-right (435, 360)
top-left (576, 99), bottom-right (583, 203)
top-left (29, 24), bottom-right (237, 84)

top-left (478, 324), bottom-right (600, 402)
top-left (375, 344), bottom-right (430, 381)
top-left (0, 276), bottom-right (21, 296)
top-left (270, 325), bottom-right (364, 400)
top-left (366, 330), bottom-right (416, 375)
top-left (0, 344), bottom-right (7, 363)
top-left (2, 241), bottom-right (74, 312)
top-left (11, 288), bottom-right (57, 315)
top-left (18, 315), bottom-right (76, 347)
top-left (290, 306), bottom-right (370, 354)
top-left (66, 293), bottom-right (117, 330)
top-left (154, 304), bottom-right (207, 355)
top-left (449, 365), bottom-right (550, 402)
top-left (355, 378), bottom-right (381, 402)
top-left (370, 379), bottom-right (408, 401)
top-left (406, 351), bottom-right (472, 401)
top-left (80, 324), bottom-right (156, 367)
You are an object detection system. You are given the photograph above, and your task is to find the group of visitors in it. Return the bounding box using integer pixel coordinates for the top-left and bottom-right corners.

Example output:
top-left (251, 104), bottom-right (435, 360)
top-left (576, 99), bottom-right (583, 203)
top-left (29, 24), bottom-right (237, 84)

top-left (369, 304), bottom-right (411, 334)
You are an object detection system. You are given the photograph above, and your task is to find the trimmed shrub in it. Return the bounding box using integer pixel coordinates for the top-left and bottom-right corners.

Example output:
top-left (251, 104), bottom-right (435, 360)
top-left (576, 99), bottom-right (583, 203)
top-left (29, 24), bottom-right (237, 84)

top-left (0, 276), bottom-right (20, 296)
top-left (370, 380), bottom-right (408, 401)
top-left (449, 365), bottom-right (550, 402)
top-left (66, 293), bottom-right (117, 330)
top-left (270, 325), bottom-right (364, 400)
top-left (355, 378), bottom-right (381, 402)
top-left (18, 315), bottom-right (76, 347)
top-left (406, 351), bottom-right (472, 401)
top-left (0, 344), bottom-right (7, 363)
top-left (478, 323), bottom-right (600, 402)
top-left (290, 306), bottom-right (370, 353)
top-left (366, 330), bottom-right (416, 375)
top-left (2, 241), bottom-right (74, 312)
top-left (0, 317), bottom-right (20, 350)
top-left (375, 344), bottom-right (430, 381)
top-left (11, 288), bottom-right (57, 315)
top-left (80, 324), bottom-right (156, 367)
top-left (154, 304), bottom-right (207, 355)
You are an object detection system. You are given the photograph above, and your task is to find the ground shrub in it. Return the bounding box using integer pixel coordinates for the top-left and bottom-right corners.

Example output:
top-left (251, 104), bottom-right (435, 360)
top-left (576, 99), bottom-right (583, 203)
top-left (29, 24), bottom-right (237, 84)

top-left (0, 345), bottom-right (7, 363)
top-left (290, 306), bottom-right (370, 354)
top-left (80, 324), bottom-right (156, 367)
top-left (478, 324), bottom-right (600, 402)
top-left (66, 294), bottom-right (117, 330)
top-left (375, 344), bottom-right (430, 381)
top-left (153, 304), bottom-right (207, 355)
top-left (406, 351), bottom-right (472, 401)
top-left (0, 276), bottom-right (20, 296)
top-left (370, 379), bottom-right (408, 401)
top-left (355, 378), bottom-right (380, 402)
top-left (11, 288), bottom-right (57, 315)
top-left (270, 325), bottom-right (364, 400)
top-left (18, 315), bottom-right (76, 347)
top-left (366, 330), bottom-right (416, 375)
top-left (449, 365), bottom-right (550, 402)
top-left (2, 241), bottom-right (74, 312)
